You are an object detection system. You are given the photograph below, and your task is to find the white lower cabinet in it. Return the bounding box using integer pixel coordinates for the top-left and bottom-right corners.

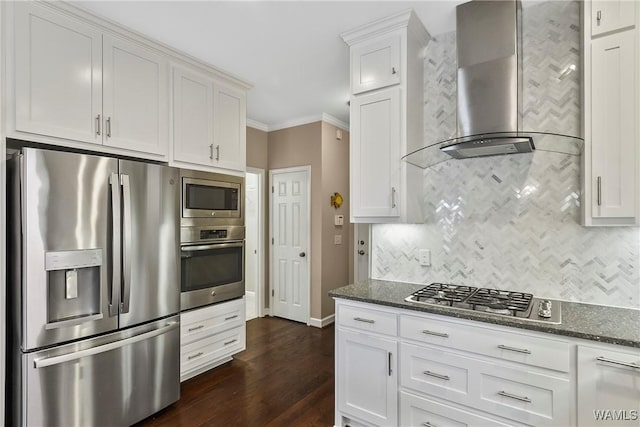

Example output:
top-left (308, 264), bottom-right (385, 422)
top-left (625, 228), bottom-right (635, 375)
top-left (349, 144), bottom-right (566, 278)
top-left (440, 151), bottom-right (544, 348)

top-left (180, 297), bottom-right (246, 382)
top-left (577, 345), bottom-right (640, 427)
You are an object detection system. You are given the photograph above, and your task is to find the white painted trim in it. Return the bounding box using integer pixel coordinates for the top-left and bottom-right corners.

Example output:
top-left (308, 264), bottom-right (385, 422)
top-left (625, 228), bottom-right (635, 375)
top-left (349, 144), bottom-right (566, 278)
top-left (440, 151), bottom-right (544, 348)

top-left (340, 9), bottom-right (429, 47)
top-left (269, 165), bottom-right (312, 324)
top-left (309, 314), bottom-right (335, 328)
top-left (247, 119), bottom-right (269, 132)
top-left (1, 1), bottom-right (7, 422)
top-left (268, 114), bottom-right (324, 132)
top-left (321, 113), bottom-right (350, 132)
top-left (246, 167), bottom-right (266, 318)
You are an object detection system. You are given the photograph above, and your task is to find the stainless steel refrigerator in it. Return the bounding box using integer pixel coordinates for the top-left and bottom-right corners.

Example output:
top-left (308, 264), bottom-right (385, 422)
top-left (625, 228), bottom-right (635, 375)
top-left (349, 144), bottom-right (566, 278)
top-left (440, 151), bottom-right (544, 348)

top-left (7, 147), bottom-right (181, 426)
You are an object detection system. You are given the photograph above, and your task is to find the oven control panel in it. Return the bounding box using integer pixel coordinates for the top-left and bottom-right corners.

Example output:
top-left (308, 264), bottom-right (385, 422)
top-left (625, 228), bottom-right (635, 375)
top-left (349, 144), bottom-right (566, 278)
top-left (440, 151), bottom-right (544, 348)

top-left (199, 229), bottom-right (227, 240)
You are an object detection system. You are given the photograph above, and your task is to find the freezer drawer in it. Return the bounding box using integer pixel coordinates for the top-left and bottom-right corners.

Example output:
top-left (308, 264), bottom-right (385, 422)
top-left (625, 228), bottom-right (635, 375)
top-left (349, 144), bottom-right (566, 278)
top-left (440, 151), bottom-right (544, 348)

top-left (19, 316), bottom-right (180, 427)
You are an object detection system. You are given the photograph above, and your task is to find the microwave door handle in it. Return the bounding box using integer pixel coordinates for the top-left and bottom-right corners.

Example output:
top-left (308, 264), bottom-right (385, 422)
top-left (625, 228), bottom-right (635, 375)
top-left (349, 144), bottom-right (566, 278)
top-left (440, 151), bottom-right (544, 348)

top-left (181, 242), bottom-right (244, 251)
top-left (121, 174), bottom-right (132, 314)
top-left (109, 173), bottom-right (121, 317)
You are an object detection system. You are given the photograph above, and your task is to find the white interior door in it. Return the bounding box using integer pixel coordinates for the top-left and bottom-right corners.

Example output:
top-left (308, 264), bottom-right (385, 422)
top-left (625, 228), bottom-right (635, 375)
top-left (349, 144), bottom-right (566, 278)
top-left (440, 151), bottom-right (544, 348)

top-left (355, 224), bottom-right (370, 282)
top-left (245, 172), bottom-right (260, 321)
top-left (271, 167), bottom-right (310, 324)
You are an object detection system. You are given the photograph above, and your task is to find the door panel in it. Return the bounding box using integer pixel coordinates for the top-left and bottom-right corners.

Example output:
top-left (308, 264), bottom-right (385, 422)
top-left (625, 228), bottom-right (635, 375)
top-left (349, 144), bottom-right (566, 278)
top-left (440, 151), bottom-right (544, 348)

top-left (15, 2), bottom-right (102, 144)
top-left (118, 161), bottom-right (180, 328)
top-left (213, 83), bottom-right (246, 171)
top-left (20, 148), bottom-right (119, 351)
top-left (102, 35), bottom-right (169, 156)
top-left (271, 169), bottom-right (309, 323)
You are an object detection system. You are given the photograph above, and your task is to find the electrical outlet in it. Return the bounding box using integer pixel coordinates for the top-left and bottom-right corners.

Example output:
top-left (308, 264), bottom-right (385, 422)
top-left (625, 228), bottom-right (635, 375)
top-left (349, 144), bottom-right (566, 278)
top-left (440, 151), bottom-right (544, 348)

top-left (419, 249), bottom-right (431, 267)
top-left (334, 235), bottom-right (342, 245)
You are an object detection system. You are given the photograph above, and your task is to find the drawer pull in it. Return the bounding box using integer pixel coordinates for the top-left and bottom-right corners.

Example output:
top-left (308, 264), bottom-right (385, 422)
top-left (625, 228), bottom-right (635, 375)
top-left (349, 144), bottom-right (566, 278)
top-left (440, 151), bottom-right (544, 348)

top-left (422, 423), bottom-right (437, 427)
top-left (422, 329), bottom-right (449, 338)
top-left (224, 339), bottom-right (238, 346)
top-left (423, 370), bottom-right (450, 381)
top-left (225, 315), bottom-right (239, 321)
top-left (596, 356), bottom-right (640, 370)
top-left (497, 391), bottom-right (531, 403)
top-left (497, 344), bottom-right (531, 354)
top-left (353, 317), bottom-right (375, 324)
top-left (187, 351), bottom-right (204, 360)
top-left (188, 325), bottom-right (204, 332)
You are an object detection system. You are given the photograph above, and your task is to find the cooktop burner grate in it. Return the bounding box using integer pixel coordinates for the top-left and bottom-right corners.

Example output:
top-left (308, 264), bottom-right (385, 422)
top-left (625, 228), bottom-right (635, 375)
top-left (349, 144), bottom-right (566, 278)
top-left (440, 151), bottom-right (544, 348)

top-left (465, 288), bottom-right (533, 313)
top-left (411, 283), bottom-right (478, 305)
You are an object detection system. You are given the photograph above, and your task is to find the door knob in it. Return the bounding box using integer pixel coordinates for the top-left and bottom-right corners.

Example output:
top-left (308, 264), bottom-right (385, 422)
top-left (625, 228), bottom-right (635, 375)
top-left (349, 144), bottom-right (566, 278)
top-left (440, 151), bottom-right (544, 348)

top-left (358, 250), bottom-right (366, 256)
top-left (299, 252), bottom-right (306, 258)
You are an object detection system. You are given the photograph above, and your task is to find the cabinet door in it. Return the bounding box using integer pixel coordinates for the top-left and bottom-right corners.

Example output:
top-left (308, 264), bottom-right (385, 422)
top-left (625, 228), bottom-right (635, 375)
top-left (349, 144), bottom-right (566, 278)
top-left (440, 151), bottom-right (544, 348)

top-left (351, 34), bottom-right (401, 94)
top-left (213, 83), bottom-right (246, 172)
top-left (337, 329), bottom-right (397, 426)
top-left (172, 67), bottom-right (214, 166)
top-left (351, 87), bottom-right (401, 220)
top-left (577, 345), bottom-right (640, 427)
top-left (14, 2), bottom-right (102, 144)
top-left (591, 1), bottom-right (636, 37)
top-left (591, 30), bottom-right (636, 218)
top-left (102, 35), bottom-right (169, 156)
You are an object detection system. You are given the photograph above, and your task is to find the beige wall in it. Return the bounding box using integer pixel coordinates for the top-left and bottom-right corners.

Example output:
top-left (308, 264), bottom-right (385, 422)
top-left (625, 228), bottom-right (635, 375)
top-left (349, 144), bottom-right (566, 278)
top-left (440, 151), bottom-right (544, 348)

top-left (320, 122), bottom-right (352, 318)
top-left (267, 122), bottom-right (323, 319)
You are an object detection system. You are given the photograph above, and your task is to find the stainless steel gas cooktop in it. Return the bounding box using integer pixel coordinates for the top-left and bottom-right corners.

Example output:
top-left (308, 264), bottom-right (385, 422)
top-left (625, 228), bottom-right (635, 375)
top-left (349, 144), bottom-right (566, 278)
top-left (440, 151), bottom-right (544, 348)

top-left (405, 283), bottom-right (561, 324)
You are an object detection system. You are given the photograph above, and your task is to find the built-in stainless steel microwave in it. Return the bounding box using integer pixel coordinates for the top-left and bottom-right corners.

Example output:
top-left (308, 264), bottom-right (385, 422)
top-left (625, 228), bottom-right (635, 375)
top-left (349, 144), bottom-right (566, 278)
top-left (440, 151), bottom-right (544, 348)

top-left (180, 169), bottom-right (243, 225)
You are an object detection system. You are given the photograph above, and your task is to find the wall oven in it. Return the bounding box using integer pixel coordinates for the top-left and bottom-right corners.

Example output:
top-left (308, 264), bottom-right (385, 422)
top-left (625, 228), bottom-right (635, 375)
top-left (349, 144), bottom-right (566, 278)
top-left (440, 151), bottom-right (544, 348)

top-left (180, 169), bottom-right (245, 311)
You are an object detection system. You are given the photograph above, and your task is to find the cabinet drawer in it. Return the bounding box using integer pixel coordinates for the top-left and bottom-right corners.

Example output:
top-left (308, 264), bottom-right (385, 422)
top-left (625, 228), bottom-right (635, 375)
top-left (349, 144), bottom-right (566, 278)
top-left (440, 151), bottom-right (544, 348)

top-left (400, 314), bottom-right (570, 372)
top-left (400, 391), bottom-right (526, 427)
top-left (181, 298), bottom-right (244, 345)
top-left (338, 303), bottom-right (397, 336)
top-left (180, 325), bottom-right (245, 374)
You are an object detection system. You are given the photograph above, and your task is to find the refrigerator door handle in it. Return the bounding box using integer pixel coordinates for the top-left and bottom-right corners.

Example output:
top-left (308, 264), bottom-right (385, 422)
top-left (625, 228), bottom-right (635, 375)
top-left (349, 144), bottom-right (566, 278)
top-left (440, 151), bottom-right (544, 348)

top-left (33, 321), bottom-right (179, 369)
top-left (109, 173), bottom-right (121, 317)
top-left (121, 174), bottom-right (132, 314)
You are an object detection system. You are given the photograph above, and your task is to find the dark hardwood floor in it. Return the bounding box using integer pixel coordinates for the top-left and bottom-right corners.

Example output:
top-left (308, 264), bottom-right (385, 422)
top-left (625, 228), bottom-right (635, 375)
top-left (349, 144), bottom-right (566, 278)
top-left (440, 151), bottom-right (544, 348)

top-left (137, 317), bottom-right (335, 427)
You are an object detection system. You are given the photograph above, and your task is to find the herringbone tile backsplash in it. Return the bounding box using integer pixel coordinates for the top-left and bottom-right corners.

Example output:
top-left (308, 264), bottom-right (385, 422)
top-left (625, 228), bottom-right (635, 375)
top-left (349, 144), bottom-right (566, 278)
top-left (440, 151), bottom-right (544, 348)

top-left (371, 1), bottom-right (640, 309)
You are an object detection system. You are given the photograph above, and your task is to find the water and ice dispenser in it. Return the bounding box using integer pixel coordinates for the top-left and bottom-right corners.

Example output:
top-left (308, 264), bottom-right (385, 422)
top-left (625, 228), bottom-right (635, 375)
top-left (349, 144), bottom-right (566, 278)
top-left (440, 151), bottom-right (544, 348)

top-left (44, 249), bottom-right (104, 328)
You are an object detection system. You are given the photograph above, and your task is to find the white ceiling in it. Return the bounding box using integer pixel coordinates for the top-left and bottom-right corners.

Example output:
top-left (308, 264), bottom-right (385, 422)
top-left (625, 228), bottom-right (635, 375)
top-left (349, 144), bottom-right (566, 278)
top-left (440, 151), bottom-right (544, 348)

top-left (75, 1), bottom-right (465, 130)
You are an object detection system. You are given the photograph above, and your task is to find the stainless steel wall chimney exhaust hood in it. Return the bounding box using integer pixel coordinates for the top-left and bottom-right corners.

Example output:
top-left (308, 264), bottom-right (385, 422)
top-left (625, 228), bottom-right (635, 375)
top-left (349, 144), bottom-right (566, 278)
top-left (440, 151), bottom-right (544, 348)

top-left (403, 0), bottom-right (583, 168)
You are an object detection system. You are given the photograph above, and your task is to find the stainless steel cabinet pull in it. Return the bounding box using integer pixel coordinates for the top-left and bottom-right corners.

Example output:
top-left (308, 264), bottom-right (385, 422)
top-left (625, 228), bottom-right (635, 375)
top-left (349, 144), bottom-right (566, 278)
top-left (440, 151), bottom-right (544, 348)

top-left (388, 352), bottom-right (392, 376)
top-left (596, 10), bottom-right (602, 25)
top-left (188, 325), bottom-right (204, 332)
top-left (422, 329), bottom-right (449, 338)
top-left (497, 391), bottom-right (531, 403)
top-left (353, 317), bottom-right (375, 324)
top-left (225, 315), bottom-right (239, 321)
top-left (96, 114), bottom-right (101, 135)
top-left (597, 176), bottom-right (602, 206)
top-left (216, 145), bottom-right (220, 161)
top-left (423, 370), bottom-right (450, 381)
top-left (423, 423), bottom-right (437, 427)
top-left (391, 187), bottom-right (397, 208)
top-left (497, 344), bottom-right (531, 354)
top-left (392, 67), bottom-right (397, 75)
top-left (106, 117), bottom-right (112, 137)
top-left (209, 144), bottom-right (214, 160)
top-left (188, 352), bottom-right (204, 360)
top-left (596, 356), bottom-right (640, 370)
top-left (224, 339), bottom-right (237, 346)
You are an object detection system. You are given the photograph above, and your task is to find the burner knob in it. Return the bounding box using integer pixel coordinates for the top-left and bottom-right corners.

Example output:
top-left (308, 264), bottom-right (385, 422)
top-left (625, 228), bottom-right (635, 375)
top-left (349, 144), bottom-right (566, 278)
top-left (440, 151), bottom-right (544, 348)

top-left (538, 300), bottom-right (552, 318)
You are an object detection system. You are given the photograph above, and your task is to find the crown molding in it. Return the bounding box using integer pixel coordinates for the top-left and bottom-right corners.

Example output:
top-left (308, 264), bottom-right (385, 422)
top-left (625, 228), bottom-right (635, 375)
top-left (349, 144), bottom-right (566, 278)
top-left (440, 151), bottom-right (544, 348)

top-left (321, 113), bottom-right (349, 132)
top-left (246, 119), bottom-right (269, 132)
top-left (250, 113), bottom-right (349, 133)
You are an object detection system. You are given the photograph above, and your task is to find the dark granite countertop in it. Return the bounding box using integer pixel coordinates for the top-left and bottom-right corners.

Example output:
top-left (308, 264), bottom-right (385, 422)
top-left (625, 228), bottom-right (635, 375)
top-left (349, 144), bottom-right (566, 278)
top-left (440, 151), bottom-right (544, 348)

top-left (329, 279), bottom-right (640, 348)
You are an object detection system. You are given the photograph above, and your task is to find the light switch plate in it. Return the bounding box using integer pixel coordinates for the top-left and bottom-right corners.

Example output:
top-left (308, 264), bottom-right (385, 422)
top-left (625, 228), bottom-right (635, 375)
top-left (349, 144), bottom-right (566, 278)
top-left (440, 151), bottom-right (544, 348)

top-left (419, 249), bottom-right (431, 267)
top-left (334, 215), bottom-right (344, 226)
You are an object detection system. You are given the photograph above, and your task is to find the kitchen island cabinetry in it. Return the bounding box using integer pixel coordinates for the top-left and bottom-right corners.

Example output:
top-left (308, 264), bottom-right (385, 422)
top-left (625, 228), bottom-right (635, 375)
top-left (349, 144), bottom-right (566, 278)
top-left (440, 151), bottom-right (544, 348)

top-left (12, 2), bottom-right (169, 158)
top-left (180, 298), bottom-right (246, 382)
top-left (172, 65), bottom-right (247, 174)
top-left (584, 0), bottom-right (639, 225)
top-left (341, 11), bottom-right (428, 224)
top-left (577, 345), bottom-right (640, 426)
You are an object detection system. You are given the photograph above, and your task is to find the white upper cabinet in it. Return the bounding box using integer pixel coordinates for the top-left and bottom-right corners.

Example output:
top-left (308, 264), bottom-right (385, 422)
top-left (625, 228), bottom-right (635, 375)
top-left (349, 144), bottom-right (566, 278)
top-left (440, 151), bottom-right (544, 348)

top-left (213, 83), bottom-right (246, 172)
top-left (172, 66), bottom-right (247, 173)
top-left (350, 87), bottom-right (401, 219)
top-left (351, 34), bottom-right (401, 95)
top-left (15, 2), bottom-right (102, 145)
top-left (102, 35), bottom-right (169, 156)
top-left (172, 67), bottom-right (213, 165)
top-left (591, 1), bottom-right (636, 36)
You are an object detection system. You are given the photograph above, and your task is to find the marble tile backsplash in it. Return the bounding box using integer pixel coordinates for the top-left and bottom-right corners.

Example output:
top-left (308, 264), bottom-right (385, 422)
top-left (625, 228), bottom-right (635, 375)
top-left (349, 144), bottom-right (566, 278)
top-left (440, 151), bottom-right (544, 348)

top-left (371, 1), bottom-right (640, 309)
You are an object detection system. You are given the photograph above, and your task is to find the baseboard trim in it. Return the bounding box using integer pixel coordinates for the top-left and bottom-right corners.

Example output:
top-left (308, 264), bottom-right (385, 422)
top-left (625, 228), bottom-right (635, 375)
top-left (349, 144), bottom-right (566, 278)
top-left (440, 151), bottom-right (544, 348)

top-left (309, 314), bottom-right (335, 328)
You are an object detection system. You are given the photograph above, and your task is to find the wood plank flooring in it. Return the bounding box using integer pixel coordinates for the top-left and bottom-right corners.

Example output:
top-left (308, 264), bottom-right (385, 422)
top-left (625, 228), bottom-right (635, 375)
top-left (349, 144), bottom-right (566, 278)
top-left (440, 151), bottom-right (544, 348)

top-left (137, 317), bottom-right (335, 427)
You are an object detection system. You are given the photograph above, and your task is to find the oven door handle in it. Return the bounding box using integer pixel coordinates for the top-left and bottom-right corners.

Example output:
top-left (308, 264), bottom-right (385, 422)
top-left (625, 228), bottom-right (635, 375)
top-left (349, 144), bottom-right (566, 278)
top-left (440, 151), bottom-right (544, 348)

top-left (181, 241), bottom-right (245, 252)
